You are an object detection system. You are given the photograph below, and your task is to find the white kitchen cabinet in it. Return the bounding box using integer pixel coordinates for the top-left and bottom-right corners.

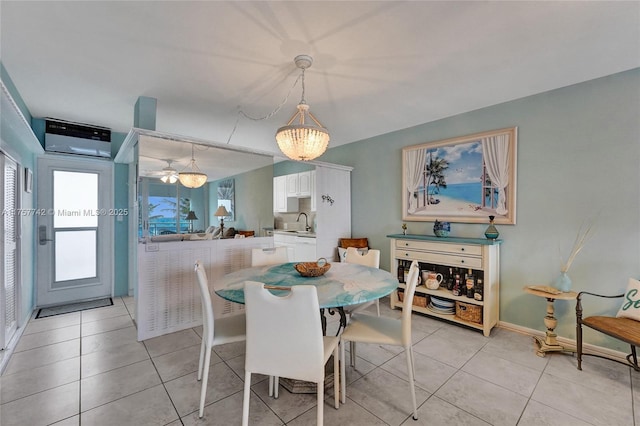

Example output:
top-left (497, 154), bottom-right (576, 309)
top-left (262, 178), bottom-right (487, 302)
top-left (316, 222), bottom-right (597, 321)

top-left (273, 232), bottom-right (296, 260)
top-left (297, 171), bottom-right (312, 197)
top-left (274, 165), bottom-right (351, 261)
top-left (285, 173), bottom-right (299, 197)
top-left (310, 170), bottom-right (316, 212)
top-left (285, 171), bottom-right (312, 198)
top-left (273, 175), bottom-right (298, 213)
top-left (294, 236), bottom-right (316, 262)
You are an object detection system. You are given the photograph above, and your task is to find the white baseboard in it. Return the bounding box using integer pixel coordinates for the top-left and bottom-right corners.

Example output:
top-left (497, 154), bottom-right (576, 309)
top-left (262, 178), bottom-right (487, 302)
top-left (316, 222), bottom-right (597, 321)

top-left (497, 321), bottom-right (629, 364)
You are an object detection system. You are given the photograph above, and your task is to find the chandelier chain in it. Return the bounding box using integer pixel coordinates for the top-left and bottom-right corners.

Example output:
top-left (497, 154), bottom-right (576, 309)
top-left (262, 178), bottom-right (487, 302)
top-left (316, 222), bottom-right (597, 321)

top-left (226, 72), bottom-right (303, 144)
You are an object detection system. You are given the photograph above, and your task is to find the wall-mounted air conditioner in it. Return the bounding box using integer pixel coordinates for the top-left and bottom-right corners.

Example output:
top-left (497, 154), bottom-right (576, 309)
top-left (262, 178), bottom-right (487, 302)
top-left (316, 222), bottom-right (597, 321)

top-left (45, 118), bottom-right (111, 158)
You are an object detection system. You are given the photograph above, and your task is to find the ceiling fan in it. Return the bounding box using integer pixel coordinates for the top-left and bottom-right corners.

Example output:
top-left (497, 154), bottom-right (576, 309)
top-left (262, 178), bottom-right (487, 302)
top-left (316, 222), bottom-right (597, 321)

top-left (142, 159), bottom-right (179, 183)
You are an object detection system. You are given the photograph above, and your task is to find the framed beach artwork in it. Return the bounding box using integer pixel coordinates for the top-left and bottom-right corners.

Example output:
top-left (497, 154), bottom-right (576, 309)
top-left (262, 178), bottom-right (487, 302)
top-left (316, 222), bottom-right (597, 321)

top-left (402, 127), bottom-right (517, 224)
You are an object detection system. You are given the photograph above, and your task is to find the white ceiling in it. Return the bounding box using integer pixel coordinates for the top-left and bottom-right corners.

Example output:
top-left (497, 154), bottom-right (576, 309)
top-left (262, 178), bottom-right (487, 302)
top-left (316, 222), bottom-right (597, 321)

top-left (2, 1), bottom-right (639, 170)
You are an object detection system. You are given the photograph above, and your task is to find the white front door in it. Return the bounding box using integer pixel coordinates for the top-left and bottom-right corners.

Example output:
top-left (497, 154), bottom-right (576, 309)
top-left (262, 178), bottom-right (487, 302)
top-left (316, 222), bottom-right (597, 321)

top-left (36, 156), bottom-right (113, 307)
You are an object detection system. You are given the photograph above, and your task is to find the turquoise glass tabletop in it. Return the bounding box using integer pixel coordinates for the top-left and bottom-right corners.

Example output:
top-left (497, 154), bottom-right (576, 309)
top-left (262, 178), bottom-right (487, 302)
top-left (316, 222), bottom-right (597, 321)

top-left (215, 262), bottom-right (398, 309)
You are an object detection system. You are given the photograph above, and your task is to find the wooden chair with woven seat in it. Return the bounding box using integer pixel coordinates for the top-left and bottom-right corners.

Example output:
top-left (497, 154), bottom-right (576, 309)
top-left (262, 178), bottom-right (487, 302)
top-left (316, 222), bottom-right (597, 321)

top-left (576, 291), bottom-right (640, 371)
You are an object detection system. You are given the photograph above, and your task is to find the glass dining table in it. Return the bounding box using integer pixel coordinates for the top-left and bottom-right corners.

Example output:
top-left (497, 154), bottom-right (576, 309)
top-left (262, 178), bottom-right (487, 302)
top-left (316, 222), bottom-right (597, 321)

top-left (215, 261), bottom-right (399, 335)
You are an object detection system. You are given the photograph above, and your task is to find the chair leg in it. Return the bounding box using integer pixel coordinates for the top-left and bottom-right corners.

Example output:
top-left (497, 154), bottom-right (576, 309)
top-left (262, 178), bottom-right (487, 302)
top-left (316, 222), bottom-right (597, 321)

top-left (197, 339), bottom-right (206, 380)
top-left (340, 339), bottom-right (346, 404)
top-left (350, 341), bottom-right (357, 367)
top-left (376, 299), bottom-right (380, 316)
top-left (576, 323), bottom-right (583, 371)
top-left (241, 371), bottom-right (252, 426)
top-left (274, 376), bottom-right (279, 399)
top-left (317, 379), bottom-right (324, 426)
top-left (333, 345), bottom-right (339, 409)
top-left (199, 348), bottom-right (212, 418)
top-left (629, 345), bottom-right (640, 371)
top-left (406, 345), bottom-right (418, 420)
top-left (268, 376), bottom-right (274, 397)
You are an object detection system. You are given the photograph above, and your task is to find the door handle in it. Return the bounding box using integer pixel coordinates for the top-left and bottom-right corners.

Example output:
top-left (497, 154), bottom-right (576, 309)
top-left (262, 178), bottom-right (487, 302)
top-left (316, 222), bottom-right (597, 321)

top-left (39, 225), bottom-right (53, 245)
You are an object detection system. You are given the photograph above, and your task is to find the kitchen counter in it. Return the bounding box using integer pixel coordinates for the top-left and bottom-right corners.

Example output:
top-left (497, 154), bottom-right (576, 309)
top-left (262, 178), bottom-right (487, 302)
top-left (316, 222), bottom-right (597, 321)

top-left (273, 230), bottom-right (316, 238)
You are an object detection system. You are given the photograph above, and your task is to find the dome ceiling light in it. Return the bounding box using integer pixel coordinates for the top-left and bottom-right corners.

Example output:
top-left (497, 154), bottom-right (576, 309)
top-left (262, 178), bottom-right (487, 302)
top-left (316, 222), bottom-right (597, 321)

top-left (179, 144), bottom-right (208, 188)
top-left (275, 55), bottom-right (330, 161)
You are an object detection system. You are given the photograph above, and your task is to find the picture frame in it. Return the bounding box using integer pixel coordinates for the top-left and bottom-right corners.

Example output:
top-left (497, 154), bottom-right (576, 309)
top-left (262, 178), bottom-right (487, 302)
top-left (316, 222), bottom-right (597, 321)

top-left (402, 127), bottom-right (517, 224)
top-left (24, 167), bottom-right (33, 193)
top-left (217, 178), bottom-right (235, 221)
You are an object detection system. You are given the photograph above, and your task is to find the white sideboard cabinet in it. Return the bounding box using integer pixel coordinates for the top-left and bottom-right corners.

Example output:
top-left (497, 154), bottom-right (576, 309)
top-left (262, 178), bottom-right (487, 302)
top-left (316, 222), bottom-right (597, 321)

top-left (388, 234), bottom-right (502, 336)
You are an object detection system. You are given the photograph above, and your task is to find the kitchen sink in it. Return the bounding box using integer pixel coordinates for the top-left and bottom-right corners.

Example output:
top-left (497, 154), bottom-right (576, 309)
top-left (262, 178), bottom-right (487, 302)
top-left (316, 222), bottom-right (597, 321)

top-left (276, 230), bottom-right (315, 236)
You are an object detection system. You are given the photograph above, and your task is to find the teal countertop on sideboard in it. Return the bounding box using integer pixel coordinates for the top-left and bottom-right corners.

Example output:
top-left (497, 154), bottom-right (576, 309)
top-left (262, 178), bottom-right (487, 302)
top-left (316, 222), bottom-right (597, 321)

top-left (387, 234), bottom-right (503, 246)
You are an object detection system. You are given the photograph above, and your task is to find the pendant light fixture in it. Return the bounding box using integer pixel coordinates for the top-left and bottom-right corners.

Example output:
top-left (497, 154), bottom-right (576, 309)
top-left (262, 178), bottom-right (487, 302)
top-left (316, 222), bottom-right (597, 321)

top-left (179, 144), bottom-right (207, 188)
top-left (275, 55), bottom-right (330, 161)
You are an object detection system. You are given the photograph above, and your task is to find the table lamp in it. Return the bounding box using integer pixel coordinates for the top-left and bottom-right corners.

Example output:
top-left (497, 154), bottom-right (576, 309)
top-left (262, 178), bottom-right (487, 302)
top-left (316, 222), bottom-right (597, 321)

top-left (185, 211), bottom-right (198, 233)
top-left (214, 205), bottom-right (230, 236)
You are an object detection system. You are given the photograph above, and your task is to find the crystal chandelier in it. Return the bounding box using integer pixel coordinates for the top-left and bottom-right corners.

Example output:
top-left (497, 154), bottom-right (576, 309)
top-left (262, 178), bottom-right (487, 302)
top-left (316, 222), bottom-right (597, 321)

top-left (179, 144), bottom-right (207, 188)
top-left (276, 55), bottom-right (330, 161)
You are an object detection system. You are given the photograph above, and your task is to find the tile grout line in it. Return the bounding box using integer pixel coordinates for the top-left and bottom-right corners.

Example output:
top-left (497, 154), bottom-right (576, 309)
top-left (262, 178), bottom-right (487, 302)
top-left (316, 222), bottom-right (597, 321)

top-left (143, 325), bottom-right (185, 424)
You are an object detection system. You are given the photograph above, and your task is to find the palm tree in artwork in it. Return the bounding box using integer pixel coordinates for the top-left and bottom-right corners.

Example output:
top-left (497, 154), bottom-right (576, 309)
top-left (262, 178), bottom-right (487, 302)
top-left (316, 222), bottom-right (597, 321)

top-left (426, 155), bottom-right (449, 205)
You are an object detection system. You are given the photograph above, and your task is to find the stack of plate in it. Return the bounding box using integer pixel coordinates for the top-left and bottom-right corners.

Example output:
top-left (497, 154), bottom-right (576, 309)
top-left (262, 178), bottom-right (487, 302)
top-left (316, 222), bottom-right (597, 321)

top-left (428, 296), bottom-right (455, 315)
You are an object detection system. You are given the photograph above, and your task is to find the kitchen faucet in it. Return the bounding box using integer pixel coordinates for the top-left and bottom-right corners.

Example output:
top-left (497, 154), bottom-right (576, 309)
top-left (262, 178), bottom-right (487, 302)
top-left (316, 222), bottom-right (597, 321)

top-left (296, 212), bottom-right (311, 231)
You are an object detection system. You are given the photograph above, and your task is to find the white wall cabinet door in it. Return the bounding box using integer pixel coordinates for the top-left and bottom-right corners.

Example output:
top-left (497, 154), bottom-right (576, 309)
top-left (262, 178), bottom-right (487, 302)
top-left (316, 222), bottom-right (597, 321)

top-left (273, 176), bottom-right (286, 212)
top-left (310, 170), bottom-right (316, 212)
top-left (297, 171), bottom-right (312, 197)
top-left (274, 176), bottom-right (298, 212)
top-left (285, 173), bottom-right (299, 197)
top-left (1, 153), bottom-right (19, 350)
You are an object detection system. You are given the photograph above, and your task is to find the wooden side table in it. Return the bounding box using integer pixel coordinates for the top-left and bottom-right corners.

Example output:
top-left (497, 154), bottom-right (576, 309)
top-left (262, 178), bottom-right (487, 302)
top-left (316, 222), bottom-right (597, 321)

top-left (524, 286), bottom-right (578, 357)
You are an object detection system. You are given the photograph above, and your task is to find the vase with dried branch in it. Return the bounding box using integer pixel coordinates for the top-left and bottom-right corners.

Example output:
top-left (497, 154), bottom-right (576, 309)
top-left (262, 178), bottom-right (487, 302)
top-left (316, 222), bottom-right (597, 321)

top-left (555, 219), bottom-right (596, 292)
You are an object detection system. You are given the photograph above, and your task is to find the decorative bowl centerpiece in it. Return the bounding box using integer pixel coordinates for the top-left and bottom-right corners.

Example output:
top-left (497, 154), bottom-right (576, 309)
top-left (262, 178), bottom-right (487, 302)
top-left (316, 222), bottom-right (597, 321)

top-left (433, 220), bottom-right (450, 238)
top-left (294, 258), bottom-right (331, 277)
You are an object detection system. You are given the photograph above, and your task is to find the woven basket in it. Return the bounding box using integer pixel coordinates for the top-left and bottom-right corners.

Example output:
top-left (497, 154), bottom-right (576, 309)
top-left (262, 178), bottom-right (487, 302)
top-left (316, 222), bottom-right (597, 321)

top-left (455, 301), bottom-right (482, 324)
top-left (294, 258), bottom-right (331, 277)
top-left (397, 290), bottom-right (428, 308)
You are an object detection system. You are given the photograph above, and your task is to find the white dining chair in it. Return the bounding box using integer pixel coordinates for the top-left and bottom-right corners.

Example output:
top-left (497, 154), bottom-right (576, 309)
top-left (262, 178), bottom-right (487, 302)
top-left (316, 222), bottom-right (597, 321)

top-left (250, 246), bottom-right (289, 397)
top-left (194, 260), bottom-right (246, 418)
top-left (340, 260), bottom-right (420, 420)
top-left (251, 246), bottom-right (289, 266)
top-left (343, 246), bottom-right (382, 317)
top-left (241, 281), bottom-right (340, 426)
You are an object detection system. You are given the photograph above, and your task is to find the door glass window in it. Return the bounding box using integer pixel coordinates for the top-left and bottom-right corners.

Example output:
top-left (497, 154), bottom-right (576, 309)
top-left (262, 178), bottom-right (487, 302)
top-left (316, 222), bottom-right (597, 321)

top-left (55, 230), bottom-right (96, 282)
top-left (53, 171), bottom-right (98, 228)
top-left (52, 170), bottom-right (98, 284)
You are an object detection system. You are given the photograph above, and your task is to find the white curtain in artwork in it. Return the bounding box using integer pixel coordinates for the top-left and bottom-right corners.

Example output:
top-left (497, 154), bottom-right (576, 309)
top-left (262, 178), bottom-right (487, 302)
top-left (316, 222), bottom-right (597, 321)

top-left (482, 134), bottom-right (510, 215)
top-left (405, 148), bottom-right (427, 213)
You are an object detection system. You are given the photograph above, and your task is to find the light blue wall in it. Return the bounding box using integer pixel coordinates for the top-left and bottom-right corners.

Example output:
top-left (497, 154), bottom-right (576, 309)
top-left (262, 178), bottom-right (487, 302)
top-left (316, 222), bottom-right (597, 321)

top-left (209, 164), bottom-right (274, 234)
top-left (1, 62), bottom-right (40, 324)
top-left (274, 161), bottom-right (314, 176)
top-left (319, 68), bottom-right (640, 350)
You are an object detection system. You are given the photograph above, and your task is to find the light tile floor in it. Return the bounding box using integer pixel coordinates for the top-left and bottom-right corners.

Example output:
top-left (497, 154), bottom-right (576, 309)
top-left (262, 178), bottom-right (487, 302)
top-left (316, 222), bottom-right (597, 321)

top-left (1, 296), bottom-right (638, 425)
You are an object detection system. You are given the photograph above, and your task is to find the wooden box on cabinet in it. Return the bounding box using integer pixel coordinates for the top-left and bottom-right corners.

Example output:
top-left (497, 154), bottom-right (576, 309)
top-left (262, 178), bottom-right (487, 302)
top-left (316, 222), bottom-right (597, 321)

top-left (388, 234), bottom-right (502, 336)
